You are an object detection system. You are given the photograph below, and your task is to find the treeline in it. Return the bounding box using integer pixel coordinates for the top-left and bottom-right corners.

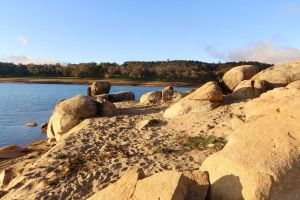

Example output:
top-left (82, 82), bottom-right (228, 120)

top-left (0, 61), bottom-right (272, 83)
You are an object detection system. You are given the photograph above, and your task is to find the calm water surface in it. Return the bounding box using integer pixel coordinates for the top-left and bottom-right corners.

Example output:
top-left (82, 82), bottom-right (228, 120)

top-left (0, 83), bottom-right (190, 147)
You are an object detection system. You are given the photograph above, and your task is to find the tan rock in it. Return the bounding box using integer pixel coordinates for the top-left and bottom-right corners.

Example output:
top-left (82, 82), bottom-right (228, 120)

top-left (140, 91), bottom-right (162, 105)
top-left (164, 82), bottom-right (222, 118)
top-left (0, 145), bottom-right (26, 159)
top-left (286, 80), bottom-right (300, 89)
top-left (252, 61), bottom-right (300, 87)
top-left (0, 168), bottom-right (18, 186)
top-left (222, 65), bottom-right (259, 91)
top-left (200, 88), bottom-right (300, 200)
top-left (133, 170), bottom-right (209, 200)
top-left (187, 81), bottom-right (223, 102)
top-left (108, 91), bottom-right (135, 102)
top-left (162, 86), bottom-right (174, 102)
top-left (88, 81), bottom-right (111, 96)
top-left (95, 100), bottom-right (116, 116)
top-left (47, 95), bottom-right (98, 141)
top-left (164, 99), bottom-right (220, 118)
top-left (89, 170), bottom-right (209, 200)
top-left (25, 121), bottom-right (37, 127)
top-left (136, 119), bottom-right (164, 130)
top-left (229, 79), bottom-right (271, 100)
top-left (88, 169), bottom-right (144, 200)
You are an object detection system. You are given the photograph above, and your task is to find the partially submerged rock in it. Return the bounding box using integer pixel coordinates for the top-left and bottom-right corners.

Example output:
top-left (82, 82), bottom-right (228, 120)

top-left (222, 65), bottom-right (259, 91)
top-left (164, 81), bottom-right (222, 118)
top-left (251, 61), bottom-right (300, 87)
top-left (200, 87), bottom-right (300, 200)
top-left (88, 81), bottom-right (111, 96)
top-left (25, 121), bottom-right (37, 127)
top-left (88, 169), bottom-right (209, 200)
top-left (0, 145), bottom-right (27, 159)
top-left (108, 91), bottom-right (135, 102)
top-left (140, 91), bottom-right (162, 105)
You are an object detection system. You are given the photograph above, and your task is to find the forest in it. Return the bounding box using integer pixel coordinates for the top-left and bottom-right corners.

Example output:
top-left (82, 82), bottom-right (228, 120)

top-left (0, 60), bottom-right (272, 83)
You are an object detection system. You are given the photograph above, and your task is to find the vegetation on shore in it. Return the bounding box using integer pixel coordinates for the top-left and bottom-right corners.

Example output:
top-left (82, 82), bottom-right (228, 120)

top-left (0, 60), bottom-right (272, 84)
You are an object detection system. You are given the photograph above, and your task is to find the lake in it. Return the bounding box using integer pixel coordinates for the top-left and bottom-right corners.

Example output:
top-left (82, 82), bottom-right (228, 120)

top-left (0, 83), bottom-right (190, 147)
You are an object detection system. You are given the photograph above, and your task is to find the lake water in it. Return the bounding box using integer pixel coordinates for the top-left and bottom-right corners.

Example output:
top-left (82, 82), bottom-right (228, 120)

top-left (0, 83), bottom-right (190, 147)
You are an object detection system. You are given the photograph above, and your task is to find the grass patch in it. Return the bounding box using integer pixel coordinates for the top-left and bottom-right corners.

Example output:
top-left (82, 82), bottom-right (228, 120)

top-left (188, 135), bottom-right (226, 151)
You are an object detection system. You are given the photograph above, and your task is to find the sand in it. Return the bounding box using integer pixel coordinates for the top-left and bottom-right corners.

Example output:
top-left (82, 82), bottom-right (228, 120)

top-left (0, 100), bottom-right (245, 200)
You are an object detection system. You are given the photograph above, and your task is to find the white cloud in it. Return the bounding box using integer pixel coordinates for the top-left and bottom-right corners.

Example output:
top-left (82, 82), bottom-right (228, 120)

top-left (206, 41), bottom-right (300, 64)
top-left (18, 36), bottom-right (28, 46)
top-left (0, 54), bottom-right (66, 65)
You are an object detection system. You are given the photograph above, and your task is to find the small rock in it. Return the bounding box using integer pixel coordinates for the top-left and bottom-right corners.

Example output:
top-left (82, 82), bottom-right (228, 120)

top-left (136, 119), bottom-right (165, 130)
top-left (0, 168), bottom-right (17, 186)
top-left (25, 121), bottom-right (37, 127)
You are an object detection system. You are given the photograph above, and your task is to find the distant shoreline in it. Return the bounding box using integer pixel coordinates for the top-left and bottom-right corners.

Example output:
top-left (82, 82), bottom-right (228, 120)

top-left (0, 77), bottom-right (199, 87)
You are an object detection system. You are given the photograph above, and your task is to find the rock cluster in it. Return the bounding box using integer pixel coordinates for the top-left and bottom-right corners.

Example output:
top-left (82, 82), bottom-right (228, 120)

top-left (47, 94), bottom-right (116, 141)
top-left (88, 169), bottom-right (209, 200)
top-left (164, 81), bottom-right (223, 118)
top-left (201, 87), bottom-right (300, 200)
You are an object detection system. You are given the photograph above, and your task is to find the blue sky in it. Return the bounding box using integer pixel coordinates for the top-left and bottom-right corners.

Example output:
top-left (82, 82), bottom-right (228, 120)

top-left (0, 0), bottom-right (300, 64)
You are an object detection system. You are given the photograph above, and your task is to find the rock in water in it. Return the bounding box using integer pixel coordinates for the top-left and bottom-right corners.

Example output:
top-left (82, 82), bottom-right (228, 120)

top-left (140, 91), bottom-right (162, 105)
top-left (108, 91), bottom-right (135, 102)
top-left (88, 81), bottom-right (111, 96)
top-left (222, 65), bottom-right (259, 91)
top-left (164, 81), bottom-right (223, 118)
top-left (25, 121), bottom-right (37, 127)
top-left (251, 61), bottom-right (300, 87)
top-left (47, 95), bottom-right (98, 141)
top-left (200, 87), bottom-right (300, 200)
top-left (0, 145), bottom-right (26, 159)
top-left (88, 169), bottom-right (209, 200)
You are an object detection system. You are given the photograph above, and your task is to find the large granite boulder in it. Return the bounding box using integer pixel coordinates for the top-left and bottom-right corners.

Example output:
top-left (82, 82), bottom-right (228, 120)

top-left (88, 169), bottom-right (209, 200)
top-left (200, 87), bottom-right (300, 200)
top-left (164, 81), bottom-right (222, 118)
top-left (108, 91), bottom-right (135, 102)
top-left (47, 95), bottom-right (115, 141)
top-left (140, 91), bottom-right (162, 105)
top-left (222, 65), bottom-right (259, 91)
top-left (228, 79), bottom-right (272, 100)
top-left (251, 61), bottom-right (300, 87)
top-left (88, 81), bottom-right (111, 96)
top-left (286, 80), bottom-right (300, 90)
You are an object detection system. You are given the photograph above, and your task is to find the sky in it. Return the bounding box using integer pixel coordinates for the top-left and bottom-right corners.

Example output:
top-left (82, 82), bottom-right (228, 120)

top-left (0, 0), bottom-right (300, 64)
